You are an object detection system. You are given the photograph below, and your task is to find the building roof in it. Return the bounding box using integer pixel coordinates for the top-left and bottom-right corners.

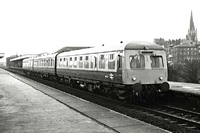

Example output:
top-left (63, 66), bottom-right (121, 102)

top-left (10, 54), bottom-right (36, 62)
top-left (173, 40), bottom-right (196, 48)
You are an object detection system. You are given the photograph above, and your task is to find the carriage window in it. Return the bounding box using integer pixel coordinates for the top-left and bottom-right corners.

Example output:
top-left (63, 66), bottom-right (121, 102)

top-left (108, 54), bottom-right (115, 69)
top-left (150, 56), bottom-right (163, 68)
top-left (79, 56), bottom-right (83, 68)
top-left (130, 54), bottom-right (145, 69)
top-left (59, 58), bottom-right (62, 67)
top-left (46, 60), bottom-right (48, 66)
top-left (51, 59), bottom-right (53, 66)
top-left (85, 56), bottom-right (89, 60)
top-left (62, 58), bottom-right (65, 67)
top-left (99, 54), bottom-right (106, 69)
top-left (84, 56), bottom-right (89, 68)
top-left (52, 59), bottom-right (55, 67)
top-left (69, 57), bottom-right (73, 68)
top-left (65, 58), bottom-right (68, 67)
top-left (109, 54), bottom-right (114, 60)
top-left (74, 57), bottom-right (78, 68)
top-left (47, 59), bottom-right (49, 66)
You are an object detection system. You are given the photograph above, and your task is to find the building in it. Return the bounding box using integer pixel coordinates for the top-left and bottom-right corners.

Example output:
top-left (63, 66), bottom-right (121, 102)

top-left (6, 55), bottom-right (19, 68)
top-left (10, 54), bottom-right (36, 68)
top-left (171, 40), bottom-right (198, 63)
top-left (170, 11), bottom-right (200, 64)
top-left (0, 53), bottom-right (4, 59)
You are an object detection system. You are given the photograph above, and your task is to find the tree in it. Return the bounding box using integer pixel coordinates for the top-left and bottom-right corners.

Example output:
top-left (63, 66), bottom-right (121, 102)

top-left (168, 63), bottom-right (184, 81)
top-left (181, 60), bottom-right (200, 83)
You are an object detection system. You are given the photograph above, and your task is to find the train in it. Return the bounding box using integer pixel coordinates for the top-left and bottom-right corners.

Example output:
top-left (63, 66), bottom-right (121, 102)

top-left (22, 41), bottom-right (169, 101)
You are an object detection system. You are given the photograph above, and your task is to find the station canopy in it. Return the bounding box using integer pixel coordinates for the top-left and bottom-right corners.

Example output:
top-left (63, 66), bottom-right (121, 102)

top-left (10, 54), bottom-right (36, 62)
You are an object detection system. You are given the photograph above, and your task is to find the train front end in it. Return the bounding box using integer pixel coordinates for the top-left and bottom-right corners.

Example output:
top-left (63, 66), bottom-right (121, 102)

top-left (122, 42), bottom-right (169, 99)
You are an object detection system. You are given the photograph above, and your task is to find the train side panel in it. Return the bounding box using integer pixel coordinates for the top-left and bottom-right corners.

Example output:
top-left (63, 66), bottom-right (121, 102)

top-left (56, 51), bottom-right (123, 84)
top-left (57, 69), bottom-right (123, 84)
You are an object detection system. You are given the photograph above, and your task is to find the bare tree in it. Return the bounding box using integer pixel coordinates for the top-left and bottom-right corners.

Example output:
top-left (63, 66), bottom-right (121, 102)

top-left (181, 60), bottom-right (200, 83)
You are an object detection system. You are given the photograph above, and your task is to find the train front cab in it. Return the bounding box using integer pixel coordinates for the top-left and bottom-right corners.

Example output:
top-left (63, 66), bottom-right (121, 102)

top-left (123, 48), bottom-right (169, 96)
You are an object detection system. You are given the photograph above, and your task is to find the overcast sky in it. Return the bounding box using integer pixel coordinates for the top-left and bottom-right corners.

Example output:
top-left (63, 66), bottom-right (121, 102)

top-left (0, 0), bottom-right (200, 59)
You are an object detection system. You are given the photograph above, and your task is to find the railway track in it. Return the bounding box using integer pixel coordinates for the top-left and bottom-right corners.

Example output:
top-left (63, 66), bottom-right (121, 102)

top-left (138, 104), bottom-right (200, 130)
top-left (7, 68), bottom-right (200, 132)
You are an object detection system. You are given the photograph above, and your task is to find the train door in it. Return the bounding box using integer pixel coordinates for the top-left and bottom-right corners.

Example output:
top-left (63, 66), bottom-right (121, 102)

top-left (123, 50), bottom-right (144, 84)
top-left (90, 54), bottom-right (98, 71)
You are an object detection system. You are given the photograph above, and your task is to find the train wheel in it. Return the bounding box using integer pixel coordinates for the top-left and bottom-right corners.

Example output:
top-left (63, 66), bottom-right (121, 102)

top-left (100, 86), bottom-right (110, 95)
top-left (118, 89), bottom-right (128, 101)
top-left (118, 89), bottom-right (135, 103)
top-left (87, 84), bottom-right (95, 92)
top-left (69, 80), bottom-right (75, 87)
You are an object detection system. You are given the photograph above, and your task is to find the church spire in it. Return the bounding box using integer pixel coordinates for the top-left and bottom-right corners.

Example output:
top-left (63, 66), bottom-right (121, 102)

top-left (187, 11), bottom-right (197, 42)
top-left (190, 11), bottom-right (195, 31)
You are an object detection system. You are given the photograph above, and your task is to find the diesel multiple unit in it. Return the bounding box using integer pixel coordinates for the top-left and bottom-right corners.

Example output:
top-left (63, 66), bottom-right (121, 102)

top-left (22, 41), bottom-right (169, 100)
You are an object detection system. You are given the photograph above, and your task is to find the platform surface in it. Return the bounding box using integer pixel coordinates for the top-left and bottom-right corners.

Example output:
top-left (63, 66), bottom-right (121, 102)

top-left (0, 68), bottom-right (170, 133)
top-left (169, 81), bottom-right (200, 95)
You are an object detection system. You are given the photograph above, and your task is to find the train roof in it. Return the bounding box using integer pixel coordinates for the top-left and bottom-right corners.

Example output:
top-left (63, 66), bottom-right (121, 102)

top-left (55, 46), bottom-right (92, 54)
top-left (125, 41), bottom-right (165, 50)
top-left (34, 53), bottom-right (57, 59)
top-left (58, 41), bottom-right (165, 57)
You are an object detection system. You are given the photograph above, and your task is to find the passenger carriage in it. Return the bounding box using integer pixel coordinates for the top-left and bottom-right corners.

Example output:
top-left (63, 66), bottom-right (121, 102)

top-left (23, 53), bottom-right (56, 79)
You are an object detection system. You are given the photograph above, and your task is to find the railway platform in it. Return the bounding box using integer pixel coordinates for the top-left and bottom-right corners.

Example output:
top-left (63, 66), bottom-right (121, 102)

top-left (169, 81), bottom-right (200, 95)
top-left (0, 68), bottom-right (170, 133)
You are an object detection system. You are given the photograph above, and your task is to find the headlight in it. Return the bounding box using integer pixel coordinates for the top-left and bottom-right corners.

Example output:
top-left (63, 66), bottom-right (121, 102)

top-left (159, 76), bottom-right (163, 80)
top-left (132, 77), bottom-right (136, 81)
